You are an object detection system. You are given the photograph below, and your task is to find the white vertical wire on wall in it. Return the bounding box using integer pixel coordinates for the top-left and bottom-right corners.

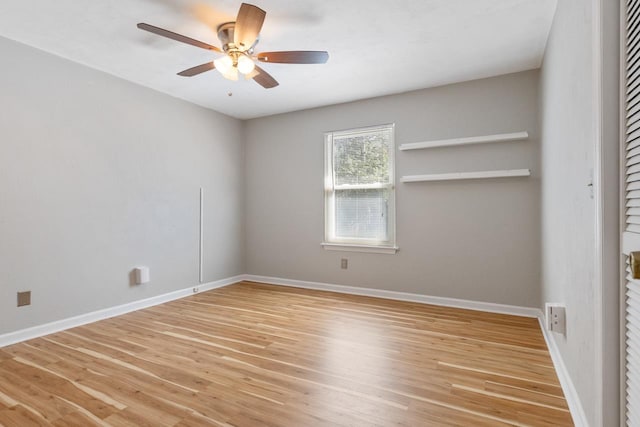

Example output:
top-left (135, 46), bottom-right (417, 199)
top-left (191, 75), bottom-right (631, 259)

top-left (199, 188), bottom-right (204, 284)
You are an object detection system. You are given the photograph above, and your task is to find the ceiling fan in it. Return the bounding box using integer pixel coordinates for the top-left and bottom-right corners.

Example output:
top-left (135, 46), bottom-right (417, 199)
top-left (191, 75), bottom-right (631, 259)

top-left (137, 3), bottom-right (329, 89)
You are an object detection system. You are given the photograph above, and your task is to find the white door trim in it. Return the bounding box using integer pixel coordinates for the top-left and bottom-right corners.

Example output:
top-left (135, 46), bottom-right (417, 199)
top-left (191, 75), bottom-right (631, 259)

top-left (595, 0), bottom-right (621, 424)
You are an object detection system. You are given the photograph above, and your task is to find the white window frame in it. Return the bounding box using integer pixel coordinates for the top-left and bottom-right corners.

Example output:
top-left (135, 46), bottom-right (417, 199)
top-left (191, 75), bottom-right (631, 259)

top-left (322, 123), bottom-right (397, 254)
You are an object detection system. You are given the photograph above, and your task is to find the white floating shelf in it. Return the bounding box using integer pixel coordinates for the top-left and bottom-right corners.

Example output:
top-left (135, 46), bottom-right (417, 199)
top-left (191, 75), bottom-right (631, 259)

top-left (401, 169), bottom-right (531, 183)
top-left (399, 131), bottom-right (528, 151)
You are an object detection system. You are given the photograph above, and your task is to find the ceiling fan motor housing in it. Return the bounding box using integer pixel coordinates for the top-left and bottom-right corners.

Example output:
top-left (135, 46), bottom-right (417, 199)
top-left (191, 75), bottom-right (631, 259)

top-left (217, 22), bottom-right (258, 54)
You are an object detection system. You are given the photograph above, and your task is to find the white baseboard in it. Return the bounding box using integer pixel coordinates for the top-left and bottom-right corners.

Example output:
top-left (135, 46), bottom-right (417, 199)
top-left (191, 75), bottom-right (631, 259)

top-left (0, 275), bottom-right (244, 348)
top-left (537, 317), bottom-right (589, 427)
top-left (242, 274), bottom-right (541, 318)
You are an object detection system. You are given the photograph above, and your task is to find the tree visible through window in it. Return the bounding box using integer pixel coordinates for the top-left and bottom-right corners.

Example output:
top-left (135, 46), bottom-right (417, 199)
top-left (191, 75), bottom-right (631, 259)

top-left (324, 124), bottom-right (395, 248)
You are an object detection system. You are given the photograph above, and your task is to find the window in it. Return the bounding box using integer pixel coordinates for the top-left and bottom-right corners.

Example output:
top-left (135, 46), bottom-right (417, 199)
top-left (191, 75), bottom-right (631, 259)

top-left (323, 124), bottom-right (396, 253)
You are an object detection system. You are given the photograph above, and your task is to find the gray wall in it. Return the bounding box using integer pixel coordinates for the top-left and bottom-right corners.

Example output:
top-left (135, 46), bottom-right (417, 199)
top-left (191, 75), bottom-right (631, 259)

top-left (0, 36), bottom-right (244, 335)
top-left (245, 70), bottom-right (541, 307)
top-left (539, 0), bottom-right (597, 423)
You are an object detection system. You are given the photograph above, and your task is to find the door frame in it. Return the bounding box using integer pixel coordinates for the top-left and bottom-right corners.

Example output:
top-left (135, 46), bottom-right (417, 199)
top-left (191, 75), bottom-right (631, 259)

top-left (618, 0), bottom-right (624, 424)
top-left (609, 0), bottom-right (623, 425)
top-left (594, 0), bottom-right (620, 425)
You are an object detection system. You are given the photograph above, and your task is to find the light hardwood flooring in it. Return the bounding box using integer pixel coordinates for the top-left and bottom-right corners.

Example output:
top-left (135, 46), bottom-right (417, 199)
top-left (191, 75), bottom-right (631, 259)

top-left (0, 281), bottom-right (573, 426)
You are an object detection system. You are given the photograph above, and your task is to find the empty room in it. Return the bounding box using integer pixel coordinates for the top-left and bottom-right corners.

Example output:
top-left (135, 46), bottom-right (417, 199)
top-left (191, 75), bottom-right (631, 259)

top-left (0, 0), bottom-right (629, 426)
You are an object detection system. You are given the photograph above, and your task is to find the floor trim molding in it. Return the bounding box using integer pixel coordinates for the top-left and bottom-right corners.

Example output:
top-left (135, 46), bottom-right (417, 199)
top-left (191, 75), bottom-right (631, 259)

top-left (0, 275), bottom-right (244, 348)
top-left (537, 317), bottom-right (589, 427)
top-left (242, 274), bottom-right (541, 318)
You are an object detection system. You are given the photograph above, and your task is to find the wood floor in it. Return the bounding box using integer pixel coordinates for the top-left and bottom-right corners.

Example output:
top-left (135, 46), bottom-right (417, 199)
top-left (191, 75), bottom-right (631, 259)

top-left (0, 281), bottom-right (572, 426)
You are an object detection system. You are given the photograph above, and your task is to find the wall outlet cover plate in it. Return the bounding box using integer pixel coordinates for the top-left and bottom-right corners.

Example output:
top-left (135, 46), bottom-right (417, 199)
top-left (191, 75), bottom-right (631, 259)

top-left (17, 291), bottom-right (31, 307)
top-left (545, 303), bottom-right (566, 335)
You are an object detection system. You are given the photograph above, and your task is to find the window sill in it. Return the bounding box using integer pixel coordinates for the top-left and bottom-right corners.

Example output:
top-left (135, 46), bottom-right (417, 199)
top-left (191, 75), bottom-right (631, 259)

top-left (321, 243), bottom-right (399, 254)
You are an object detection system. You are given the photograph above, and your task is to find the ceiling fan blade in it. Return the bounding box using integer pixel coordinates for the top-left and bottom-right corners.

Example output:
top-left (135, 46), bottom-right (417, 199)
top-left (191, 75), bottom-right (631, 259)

top-left (252, 65), bottom-right (279, 89)
top-left (257, 51), bottom-right (329, 64)
top-left (137, 23), bottom-right (221, 53)
top-left (177, 62), bottom-right (215, 77)
top-left (234, 3), bottom-right (266, 50)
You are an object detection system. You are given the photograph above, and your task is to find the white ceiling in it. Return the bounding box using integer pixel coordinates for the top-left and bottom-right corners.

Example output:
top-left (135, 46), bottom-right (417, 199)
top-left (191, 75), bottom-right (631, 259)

top-left (0, 0), bottom-right (556, 119)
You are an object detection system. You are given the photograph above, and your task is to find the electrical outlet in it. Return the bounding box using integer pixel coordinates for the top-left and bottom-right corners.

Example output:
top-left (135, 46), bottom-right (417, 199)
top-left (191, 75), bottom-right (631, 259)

top-left (545, 303), bottom-right (566, 335)
top-left (17, 291), bottom-right (31, 307)
top-left (341, 258), bottom-right (348, 269)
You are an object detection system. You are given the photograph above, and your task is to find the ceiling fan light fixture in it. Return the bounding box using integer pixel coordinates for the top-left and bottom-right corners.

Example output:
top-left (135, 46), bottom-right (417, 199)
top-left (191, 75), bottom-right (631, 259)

top-left (237, 54), bottom-right (255, 74)
top-left (220, 66), bottom-right (239, 81)
top-left (214, 55), bottom-right (234, 74)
